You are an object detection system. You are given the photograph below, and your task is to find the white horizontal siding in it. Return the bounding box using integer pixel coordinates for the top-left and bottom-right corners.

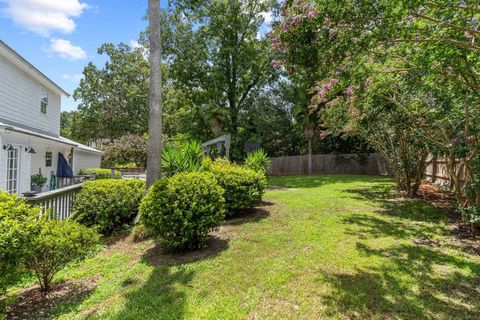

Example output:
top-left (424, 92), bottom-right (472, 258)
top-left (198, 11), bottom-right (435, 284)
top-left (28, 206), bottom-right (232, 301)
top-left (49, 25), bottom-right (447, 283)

top-left (0, 55), bottom-right (61, 136)
top-left (73, 150), bottom-right (102, 174)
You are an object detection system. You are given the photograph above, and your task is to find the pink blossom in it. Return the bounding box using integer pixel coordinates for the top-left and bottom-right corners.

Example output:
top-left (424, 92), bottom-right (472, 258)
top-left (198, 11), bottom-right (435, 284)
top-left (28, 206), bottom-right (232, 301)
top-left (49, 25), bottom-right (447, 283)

top-left (292, 15), bottom-right (303, 26)
top-left (330, 78), bottom-right (339, 85)
top-left (345, 86), bottom-right (353, 96)
top-left (306, 8), bottom-right (317, 20)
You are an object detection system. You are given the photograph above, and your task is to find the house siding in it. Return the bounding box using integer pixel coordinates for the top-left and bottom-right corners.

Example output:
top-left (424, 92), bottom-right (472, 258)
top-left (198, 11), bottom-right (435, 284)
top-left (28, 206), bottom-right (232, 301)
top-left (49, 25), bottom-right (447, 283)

top-left (0, 55), bottom-right (61, 136)
top-left (0, 131), bottom-right (72, 194)
top-left (73, 150), bottom-right (102, 174)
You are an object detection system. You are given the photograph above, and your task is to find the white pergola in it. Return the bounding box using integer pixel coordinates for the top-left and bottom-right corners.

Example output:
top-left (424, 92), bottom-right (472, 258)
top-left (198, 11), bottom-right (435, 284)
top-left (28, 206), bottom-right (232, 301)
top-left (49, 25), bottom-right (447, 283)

top-left (202, 134), bottom-right (231, 159)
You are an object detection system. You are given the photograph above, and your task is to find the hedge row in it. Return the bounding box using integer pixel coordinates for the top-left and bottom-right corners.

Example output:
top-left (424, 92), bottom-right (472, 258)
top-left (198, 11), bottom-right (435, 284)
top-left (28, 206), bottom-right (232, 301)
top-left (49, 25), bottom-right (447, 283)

top-left (140, 158), bottom-right (267, 250)
top-left (72, 179), bottom-right (145, 234)
top-left (79, 168), bottom-right (121, 179)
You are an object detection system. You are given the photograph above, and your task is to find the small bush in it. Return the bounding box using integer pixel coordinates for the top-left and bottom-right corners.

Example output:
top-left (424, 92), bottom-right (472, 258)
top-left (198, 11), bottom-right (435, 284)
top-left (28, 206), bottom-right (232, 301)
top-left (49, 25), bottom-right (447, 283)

top-left (79, 168), bottom-right (121, 179)
top-left (140, 172), bottom-right (225, 250)
top-left (204, 158), bottom-right (267, 215)
top-left (0, 193), bottom-right (43, 293)
top-left (25, 220), bottom-right (99, 292)
top-left (244, 149), bottom-right (269, 174)
top-left (72, 179), bottom-right (145, 234)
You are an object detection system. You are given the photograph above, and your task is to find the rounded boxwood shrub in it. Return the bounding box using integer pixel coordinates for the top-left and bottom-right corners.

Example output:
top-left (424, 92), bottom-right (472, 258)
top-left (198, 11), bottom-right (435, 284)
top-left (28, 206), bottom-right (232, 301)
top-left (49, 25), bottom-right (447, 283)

top-left (0, 192), bottom-right (43, 293)
top-left (25, 220), bottom-right (99, 292)
top-left (79, 168), bottom-right (121, 179)
top-left (203, 158), bottom-right (267, 215)
top-left (140, 172), bottom-right (225, 250)
top-left (72, 179), bottom-right (145, 234)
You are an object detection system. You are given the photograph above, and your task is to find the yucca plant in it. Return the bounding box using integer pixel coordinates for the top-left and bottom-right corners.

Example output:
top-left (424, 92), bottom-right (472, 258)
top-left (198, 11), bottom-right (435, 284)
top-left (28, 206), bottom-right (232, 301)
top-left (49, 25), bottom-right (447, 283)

top-left (162, 140), bottom-right (204, 177)
top-left (244, 149), bottom-right (269, 174)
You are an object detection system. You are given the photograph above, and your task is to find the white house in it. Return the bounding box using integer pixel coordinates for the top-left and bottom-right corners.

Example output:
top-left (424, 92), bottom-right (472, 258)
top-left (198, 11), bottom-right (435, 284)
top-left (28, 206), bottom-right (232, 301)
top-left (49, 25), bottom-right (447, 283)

top-left (0, 40), bottom-right (102, 195)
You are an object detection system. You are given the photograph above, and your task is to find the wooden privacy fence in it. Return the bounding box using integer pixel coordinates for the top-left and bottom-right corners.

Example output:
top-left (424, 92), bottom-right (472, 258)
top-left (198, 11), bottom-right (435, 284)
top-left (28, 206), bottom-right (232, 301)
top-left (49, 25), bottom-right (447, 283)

top-left (268, 153), bottom-right (390, 176)
top-left (25, 184), bottom-right (82, 220)
top-left (423, 155), bottom-right (467, 186)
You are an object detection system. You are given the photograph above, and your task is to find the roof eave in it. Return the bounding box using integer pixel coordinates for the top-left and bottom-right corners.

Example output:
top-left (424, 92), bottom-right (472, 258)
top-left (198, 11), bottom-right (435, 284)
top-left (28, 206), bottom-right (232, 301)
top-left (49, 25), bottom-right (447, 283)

top-left (0, 39), bottom-right (70, 97)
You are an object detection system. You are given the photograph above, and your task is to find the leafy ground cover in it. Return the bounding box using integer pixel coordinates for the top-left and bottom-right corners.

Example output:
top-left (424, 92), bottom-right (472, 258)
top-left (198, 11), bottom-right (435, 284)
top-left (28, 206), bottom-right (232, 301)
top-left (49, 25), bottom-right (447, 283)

top-left (2, 175), bottom-right (479, 319)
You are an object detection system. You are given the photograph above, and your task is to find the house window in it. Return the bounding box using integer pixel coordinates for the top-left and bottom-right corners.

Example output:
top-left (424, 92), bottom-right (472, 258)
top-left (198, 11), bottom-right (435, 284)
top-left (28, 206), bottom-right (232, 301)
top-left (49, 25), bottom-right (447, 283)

top-left (6, 147), bottom-right (20, 195)
top-left (46, 151), bottom-right (52, 167)
top-left (40, 89), bottom-right (48, 114)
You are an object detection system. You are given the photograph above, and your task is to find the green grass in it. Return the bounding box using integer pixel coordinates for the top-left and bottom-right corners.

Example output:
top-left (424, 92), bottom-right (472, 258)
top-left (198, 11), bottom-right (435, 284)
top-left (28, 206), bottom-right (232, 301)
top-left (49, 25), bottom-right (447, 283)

top-left (4, 174), bottom-right (480, 319)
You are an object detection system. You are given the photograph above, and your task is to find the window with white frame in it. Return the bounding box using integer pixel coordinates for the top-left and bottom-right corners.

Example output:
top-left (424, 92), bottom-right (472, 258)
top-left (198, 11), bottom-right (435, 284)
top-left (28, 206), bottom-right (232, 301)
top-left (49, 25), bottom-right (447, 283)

top-left (6, 147), bottom-right (20, 194)
top-left (40, 89), bottom-right (48, 114)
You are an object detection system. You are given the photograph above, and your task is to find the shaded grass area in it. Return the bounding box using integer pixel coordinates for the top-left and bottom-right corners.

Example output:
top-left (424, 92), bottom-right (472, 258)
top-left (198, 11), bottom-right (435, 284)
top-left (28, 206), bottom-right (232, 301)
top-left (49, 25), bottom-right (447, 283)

top-left (3, 174), bottom-right (480, 319)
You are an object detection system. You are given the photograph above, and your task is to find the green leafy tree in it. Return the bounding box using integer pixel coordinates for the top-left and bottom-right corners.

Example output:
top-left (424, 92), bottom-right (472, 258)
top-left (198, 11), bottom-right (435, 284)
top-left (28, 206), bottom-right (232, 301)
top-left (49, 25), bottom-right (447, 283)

top-left (159, 0), bottom-right (277, 143)
top-left (73, 43), bottom-right (150, 142)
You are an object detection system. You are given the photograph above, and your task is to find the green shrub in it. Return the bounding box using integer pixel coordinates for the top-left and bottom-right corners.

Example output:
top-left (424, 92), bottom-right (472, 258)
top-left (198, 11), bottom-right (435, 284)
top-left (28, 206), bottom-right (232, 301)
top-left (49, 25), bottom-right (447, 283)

top-left (0, 193), bottom-right (43, 293)
top-left (140, 172), bottom-right (225, 250)
top-left (25, 220), bottom-right (99, 292)
top-left (72, 179), bottom-right (145, 234)
top-left (204, 158), bottom-right (267, 215)
top-left (162, 140), bottom-right (204, 177)
top-left (244, 149), bottom-right (269, 174)
top-left (79, 168), bottom-right (121, 179)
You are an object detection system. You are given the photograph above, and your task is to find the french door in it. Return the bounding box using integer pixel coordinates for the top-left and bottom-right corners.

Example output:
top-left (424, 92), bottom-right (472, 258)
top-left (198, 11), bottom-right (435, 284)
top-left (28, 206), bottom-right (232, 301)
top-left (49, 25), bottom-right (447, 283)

top-left (6, 147), bottom-right (20, 195)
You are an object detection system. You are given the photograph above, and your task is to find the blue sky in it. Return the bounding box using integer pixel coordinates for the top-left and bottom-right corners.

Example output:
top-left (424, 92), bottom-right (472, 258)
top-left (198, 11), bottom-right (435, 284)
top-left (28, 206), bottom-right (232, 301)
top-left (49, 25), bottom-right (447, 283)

top-left (0, 0), bottom-right (150, 111)
top-left (0, 1), bottom-right (274, 112)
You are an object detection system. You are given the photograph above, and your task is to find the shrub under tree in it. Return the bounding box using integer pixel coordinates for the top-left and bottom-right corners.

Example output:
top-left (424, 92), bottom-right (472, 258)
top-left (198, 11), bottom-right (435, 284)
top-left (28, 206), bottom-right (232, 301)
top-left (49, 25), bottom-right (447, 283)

top-left (140, 172), bottom-right (225, 250)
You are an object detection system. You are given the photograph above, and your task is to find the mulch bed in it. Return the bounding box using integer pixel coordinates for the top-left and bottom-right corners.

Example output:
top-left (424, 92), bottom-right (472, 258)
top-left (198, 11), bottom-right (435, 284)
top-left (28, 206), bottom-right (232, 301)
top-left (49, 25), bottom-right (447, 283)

top-left (4, 279), bottom-right (96, 320)
top-left (414, 182), bottom-right (455, 211)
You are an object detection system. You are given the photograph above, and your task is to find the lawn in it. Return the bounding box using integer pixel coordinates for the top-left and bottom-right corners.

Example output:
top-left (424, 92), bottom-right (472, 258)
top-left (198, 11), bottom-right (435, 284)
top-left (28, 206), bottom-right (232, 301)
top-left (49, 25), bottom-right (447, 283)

top-left (4, 174), bottom-right (480, 319)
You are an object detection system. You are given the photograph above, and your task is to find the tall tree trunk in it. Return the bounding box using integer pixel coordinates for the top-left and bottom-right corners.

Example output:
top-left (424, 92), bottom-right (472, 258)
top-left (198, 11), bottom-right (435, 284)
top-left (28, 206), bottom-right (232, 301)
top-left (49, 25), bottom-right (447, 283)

top-left (146, 0), bottom-right (163, 188)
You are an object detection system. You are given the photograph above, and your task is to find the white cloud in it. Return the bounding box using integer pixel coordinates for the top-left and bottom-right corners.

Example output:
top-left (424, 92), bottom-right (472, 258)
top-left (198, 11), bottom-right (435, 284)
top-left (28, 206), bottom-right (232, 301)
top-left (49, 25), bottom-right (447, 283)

top-left (2, 0), bottom-right (88, 36)
top-left (129, 40), bottom-right (141, 49)
top-left (50, 39), bottom-right (86, 60)
top-left (261, 11), bottom-right (274, 24)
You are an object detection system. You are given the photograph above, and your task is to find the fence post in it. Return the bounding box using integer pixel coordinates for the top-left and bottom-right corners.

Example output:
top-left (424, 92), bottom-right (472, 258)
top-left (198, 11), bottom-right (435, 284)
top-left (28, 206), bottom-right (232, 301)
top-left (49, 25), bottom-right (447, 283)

top-left (431, 156), bottom-right (438, 183)
top-left (111, 168), bottom-right (116, 179)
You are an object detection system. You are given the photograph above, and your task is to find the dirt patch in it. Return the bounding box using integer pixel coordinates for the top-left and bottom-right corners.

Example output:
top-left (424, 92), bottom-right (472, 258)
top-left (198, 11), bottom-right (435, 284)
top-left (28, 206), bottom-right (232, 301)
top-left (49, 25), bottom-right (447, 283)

top-left (412, 236), bottom-right (442, 248)
top-left (448, 224), bottom-right (480, 255)
top-left (5, 279), bottom-right (96, 320)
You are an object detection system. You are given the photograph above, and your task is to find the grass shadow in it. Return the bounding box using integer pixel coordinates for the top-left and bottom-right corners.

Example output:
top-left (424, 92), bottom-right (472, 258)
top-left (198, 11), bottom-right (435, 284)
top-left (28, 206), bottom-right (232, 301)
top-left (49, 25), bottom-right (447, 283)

top-left (329, 181), bottom-right (480, 318)
top-left (103, 267), bottom-right (195, 320)
top-left (224, 206), bottom-right (270, 227)
top-left (143, 235), bottom-right (229, 266)
top-left (322, 242), bottom-right (480, 319)
top-left (345, 185), bottom-right (451, 224)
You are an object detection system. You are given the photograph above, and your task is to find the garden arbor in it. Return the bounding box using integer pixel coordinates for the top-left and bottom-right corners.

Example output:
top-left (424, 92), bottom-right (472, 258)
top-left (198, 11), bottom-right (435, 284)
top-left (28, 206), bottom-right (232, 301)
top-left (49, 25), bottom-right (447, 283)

top-left (202, 134), bottom-right (231, 159)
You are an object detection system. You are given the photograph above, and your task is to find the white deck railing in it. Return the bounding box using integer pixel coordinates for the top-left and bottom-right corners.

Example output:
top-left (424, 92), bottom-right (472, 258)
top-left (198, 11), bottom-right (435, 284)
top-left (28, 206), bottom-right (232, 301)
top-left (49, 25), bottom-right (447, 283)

top-left (24, 184), bottom-right (83, 220)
